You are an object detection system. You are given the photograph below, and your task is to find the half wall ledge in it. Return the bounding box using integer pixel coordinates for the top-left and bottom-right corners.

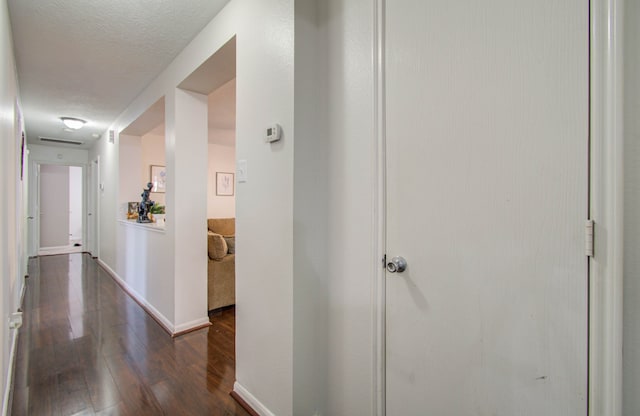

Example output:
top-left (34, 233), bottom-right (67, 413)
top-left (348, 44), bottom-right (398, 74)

top-left (117, 219), bottom-right (165, 233)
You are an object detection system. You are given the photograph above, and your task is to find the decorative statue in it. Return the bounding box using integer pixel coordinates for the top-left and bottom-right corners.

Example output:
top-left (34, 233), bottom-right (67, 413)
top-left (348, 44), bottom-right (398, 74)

top-left (137, 182), bottom-right (155, 223)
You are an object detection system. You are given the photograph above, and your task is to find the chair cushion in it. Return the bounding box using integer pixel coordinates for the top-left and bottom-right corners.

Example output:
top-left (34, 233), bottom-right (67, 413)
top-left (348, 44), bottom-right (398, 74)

top-left (207, 218), bottom-right (235, 236)
top-left (224, 236), bottom-right (235, 254)
top-left (208, 231), bottom-right (228, 260)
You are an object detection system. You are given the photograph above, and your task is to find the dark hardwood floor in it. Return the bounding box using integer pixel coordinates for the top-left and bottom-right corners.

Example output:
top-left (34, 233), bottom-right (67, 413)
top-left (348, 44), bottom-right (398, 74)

top-left (11, 253), bottom-right (250, 416)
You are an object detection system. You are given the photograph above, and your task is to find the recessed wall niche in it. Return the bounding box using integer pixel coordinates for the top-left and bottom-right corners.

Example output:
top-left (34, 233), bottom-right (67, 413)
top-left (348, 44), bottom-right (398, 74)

top-left (118, 97), bottom-right (166, 220)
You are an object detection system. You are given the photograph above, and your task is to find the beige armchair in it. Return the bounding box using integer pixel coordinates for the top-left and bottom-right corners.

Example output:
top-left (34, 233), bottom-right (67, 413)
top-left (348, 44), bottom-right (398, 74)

top-left (207, 218), bottom-right (235, 310)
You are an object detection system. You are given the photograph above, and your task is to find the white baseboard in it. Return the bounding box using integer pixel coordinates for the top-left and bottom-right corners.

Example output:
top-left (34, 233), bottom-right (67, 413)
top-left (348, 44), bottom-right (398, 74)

top-left (2, 327), bottom-right (20, 416)
top-left (38, 244), bottom-right (71, 251)
top-left (96, 258), bottom-right (209, 337)
top-left (233, 382), bottom-right (275, 416)
top-left (2, 282), bottom-right (27, 415)
top-left (174, 317), bottom-right (211, 334)
top-left (96, 258), bottom-right (175, 334)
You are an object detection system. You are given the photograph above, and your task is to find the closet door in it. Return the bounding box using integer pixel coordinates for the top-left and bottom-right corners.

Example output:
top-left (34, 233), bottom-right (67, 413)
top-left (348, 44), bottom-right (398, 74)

top-left (385, 1), bottom-right (589, 414)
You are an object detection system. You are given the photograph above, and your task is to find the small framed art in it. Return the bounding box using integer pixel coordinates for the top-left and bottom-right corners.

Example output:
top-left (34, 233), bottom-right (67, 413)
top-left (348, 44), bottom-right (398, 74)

top-left (216, 172), bottom-right (234, 196)
top-left (150, 165), bottom-right (166, 193)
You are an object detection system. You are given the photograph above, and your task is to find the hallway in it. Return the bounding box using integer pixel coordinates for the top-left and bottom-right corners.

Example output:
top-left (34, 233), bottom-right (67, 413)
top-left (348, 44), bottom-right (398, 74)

top-left (11, 253), bottom-right (250, 415)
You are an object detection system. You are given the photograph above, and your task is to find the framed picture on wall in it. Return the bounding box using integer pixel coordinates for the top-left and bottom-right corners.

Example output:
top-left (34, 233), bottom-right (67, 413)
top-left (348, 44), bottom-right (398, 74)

top-left (150, 165), bottom-right (166, 193)
top-left (216, 172), bottom-right (234, 196)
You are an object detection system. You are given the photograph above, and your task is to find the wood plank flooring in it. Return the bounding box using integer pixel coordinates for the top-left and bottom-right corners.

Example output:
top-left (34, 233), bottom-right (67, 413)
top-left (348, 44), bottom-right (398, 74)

top-left (11, 253), bottom-right (250, 416)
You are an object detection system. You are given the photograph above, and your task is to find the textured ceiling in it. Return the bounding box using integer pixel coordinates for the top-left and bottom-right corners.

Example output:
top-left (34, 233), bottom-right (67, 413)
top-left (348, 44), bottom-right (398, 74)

top-left (8, 0), bottom-right (230, 149)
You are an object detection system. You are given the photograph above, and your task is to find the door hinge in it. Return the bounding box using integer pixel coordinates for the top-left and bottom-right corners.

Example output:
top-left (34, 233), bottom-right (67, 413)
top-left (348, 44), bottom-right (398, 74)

top-left (585, 219), bottom-right (594, 257)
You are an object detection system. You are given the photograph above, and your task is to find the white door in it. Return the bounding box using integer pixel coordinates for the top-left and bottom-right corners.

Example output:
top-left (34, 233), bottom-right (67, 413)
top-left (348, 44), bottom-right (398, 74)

top-left (39, 164), bottom-right (70, 248)
top-left (385, 1), bottom-right (589, 415)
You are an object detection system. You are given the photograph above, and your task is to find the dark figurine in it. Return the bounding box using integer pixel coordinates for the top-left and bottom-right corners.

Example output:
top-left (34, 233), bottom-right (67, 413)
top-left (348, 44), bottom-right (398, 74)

top-left (137, 182), bottom-right (155, 223)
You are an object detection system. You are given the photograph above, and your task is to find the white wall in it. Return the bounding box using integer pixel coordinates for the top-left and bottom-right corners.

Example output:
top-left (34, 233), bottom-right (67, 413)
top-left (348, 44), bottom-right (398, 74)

top-left (39, 164), bottom-right (70, 248)
top-left (210, 127), bottom-right (235, 145)
top-left (207, 142), bottom-right (235, 218)
top-left (69, 166), bottom-right (82, 241)
top-left (119, 132), bottom-right (166, 215)
top-left (91, 1), bottom-right (378, 414)
top-left (0, 0), bottom-right (26, 410)
top-left (28, 143), bottom-right (89, 165)
top-left (90, 1), bottom-right (294, 413)
top-left (292, 1), bottom-right (329, 414)
top-left (624, 1), bottom-right (640, 413)
top-left (233, 3), bottom-right (294, 412)
top-left (115, 133), bottom-right (174, 323)
top-left (319, 1), bottom-right (377, 414)
top-left (115, 222), bottom-right (174, 323)
top-left (292, 1), bottom-right (377, 414)
top-left (118, 134), bottom-right (143, 217)
top-left (92, 133), bottom-right (118, 267)
top-left (141, 130), bottom-right (166, 206)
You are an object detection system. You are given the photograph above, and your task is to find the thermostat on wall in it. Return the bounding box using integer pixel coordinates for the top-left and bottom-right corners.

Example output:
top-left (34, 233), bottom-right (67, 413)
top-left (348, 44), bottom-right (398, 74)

top-left (265, 124), bottom-right (282, 143)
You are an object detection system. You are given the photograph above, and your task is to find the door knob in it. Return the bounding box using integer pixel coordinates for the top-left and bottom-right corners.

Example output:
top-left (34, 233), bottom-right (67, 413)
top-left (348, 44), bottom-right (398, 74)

top-left (27, 216), bottom-right (34, 219)
top-left (387, 256), bottom-right (407, 273)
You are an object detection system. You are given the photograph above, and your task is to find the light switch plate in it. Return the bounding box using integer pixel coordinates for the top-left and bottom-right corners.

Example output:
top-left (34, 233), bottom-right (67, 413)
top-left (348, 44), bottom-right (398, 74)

top-left (237, 160), bottom-right (247, 183)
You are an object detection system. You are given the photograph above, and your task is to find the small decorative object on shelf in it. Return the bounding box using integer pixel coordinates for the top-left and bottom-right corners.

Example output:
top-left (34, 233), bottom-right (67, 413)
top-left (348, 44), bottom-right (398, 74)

top-left (127, 202), bottom-right (139, 220)
top-left (150, 204), bottom-right (166, 224)
top-left (137, 182), bottom-right (155, 223)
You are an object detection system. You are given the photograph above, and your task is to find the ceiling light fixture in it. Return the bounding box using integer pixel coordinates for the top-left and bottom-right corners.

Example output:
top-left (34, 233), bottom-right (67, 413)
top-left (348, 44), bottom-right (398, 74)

top-left (60, 117), bottom-right (86, 130)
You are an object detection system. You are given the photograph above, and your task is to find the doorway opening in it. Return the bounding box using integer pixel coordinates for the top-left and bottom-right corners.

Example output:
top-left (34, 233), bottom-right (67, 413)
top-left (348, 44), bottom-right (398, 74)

top-left (177, 37), bottom-right (236, 314)
top-left (38, 164), bottom-right (84, 256)
top-left (177, 34), bottom-right (237, 378)
top-left (205, 77), bottom-right (236, 313)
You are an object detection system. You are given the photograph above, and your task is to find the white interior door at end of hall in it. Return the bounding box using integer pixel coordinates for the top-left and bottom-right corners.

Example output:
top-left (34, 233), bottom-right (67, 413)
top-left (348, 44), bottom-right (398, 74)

top-left (39, 164), bottom-right (70, 249)
top-left (385, 1), bottom-right (589, 415)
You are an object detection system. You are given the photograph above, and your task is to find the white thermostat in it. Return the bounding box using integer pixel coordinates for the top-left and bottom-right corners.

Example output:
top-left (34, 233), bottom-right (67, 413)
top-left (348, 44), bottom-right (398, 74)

top-left (265, 124), bottom-right (282, 143)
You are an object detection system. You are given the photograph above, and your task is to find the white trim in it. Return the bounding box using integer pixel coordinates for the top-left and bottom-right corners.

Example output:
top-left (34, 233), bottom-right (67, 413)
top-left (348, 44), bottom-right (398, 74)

top-left (233, 382), bottom-right (276, 416)
top-left (38, 244), bottom-right (79, 251)
top-left (589, 0), bottom-right (624, 415)
top-left (96, 258), bottom-right (175, 333)
top-left (2, 327), bottom-right (20, 416)
top-left (372, 0), bottom-right (386, 415)
top-left (2, 281), bottom-right (27, 416)
top-left (31, 161), bottom-right (88, 254)
top-left (173, 317), bottom-right (211, 334)
top-left (18, 276), bottom-right (26, 307)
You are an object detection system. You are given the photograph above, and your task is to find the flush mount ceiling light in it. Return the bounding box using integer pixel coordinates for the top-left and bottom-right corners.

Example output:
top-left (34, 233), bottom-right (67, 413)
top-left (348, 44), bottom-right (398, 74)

top-left (60, 117), bottom-right (86, 130)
